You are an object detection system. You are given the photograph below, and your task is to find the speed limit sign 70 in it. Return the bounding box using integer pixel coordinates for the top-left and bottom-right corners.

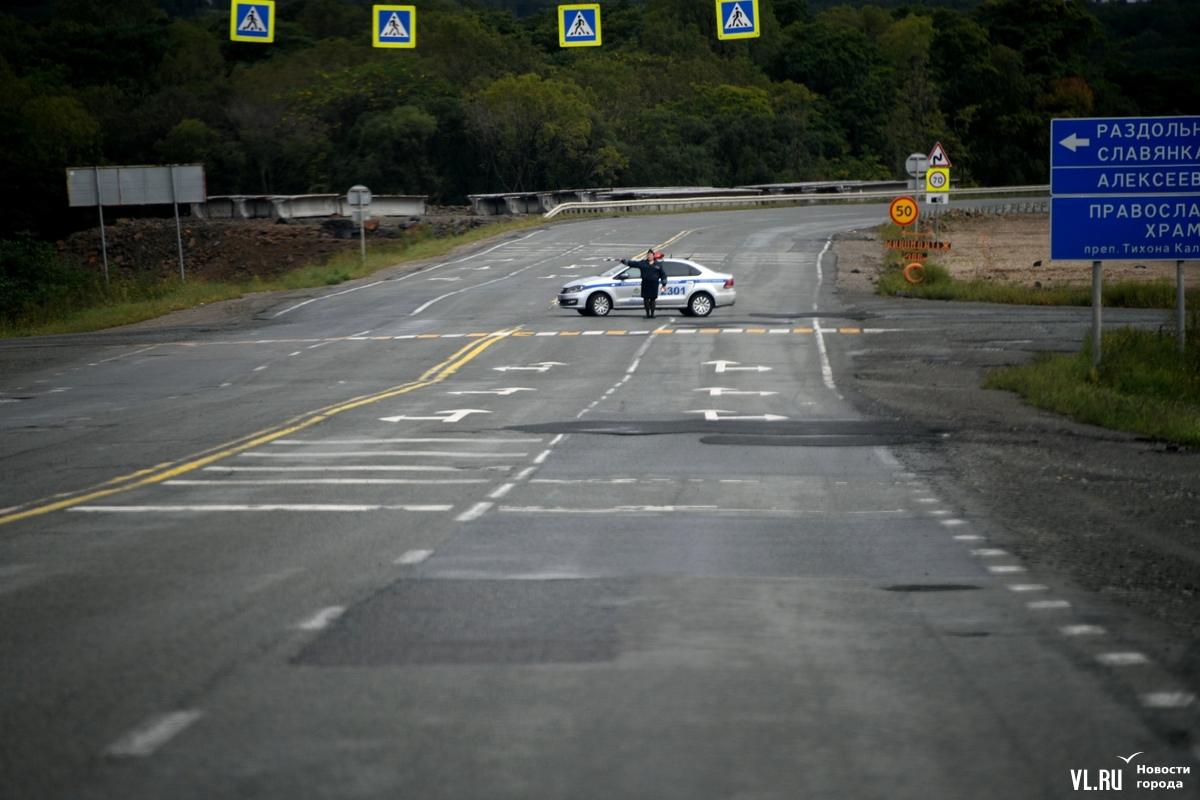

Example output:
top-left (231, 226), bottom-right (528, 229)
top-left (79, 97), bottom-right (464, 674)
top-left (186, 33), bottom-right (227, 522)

top-left (889, 196), bottom-right (919, 227)
top-left (926, 167), bottom-right (950, 192)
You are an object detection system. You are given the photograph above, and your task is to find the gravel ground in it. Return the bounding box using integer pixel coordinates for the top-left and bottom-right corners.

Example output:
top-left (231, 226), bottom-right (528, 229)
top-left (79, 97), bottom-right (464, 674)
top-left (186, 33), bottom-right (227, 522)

top-left (832, 218), bottom-right (1200, 696)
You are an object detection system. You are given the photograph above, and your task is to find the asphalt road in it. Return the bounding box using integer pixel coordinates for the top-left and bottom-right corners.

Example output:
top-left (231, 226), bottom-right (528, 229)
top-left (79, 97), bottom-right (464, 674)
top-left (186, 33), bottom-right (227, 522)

top-left (1, 206), bottom-right (1195, 799)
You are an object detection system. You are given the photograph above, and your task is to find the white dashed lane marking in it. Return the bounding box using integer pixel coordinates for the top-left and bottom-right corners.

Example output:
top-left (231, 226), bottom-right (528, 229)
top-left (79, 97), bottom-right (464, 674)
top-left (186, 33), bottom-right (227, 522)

top-left (1096, 653), bottom-right (1150, 667)
top-left (395, 549), bottom-right (433, 566)
top-left (106, 711), bottom-right (203, 758)
top-left (296, 606), bottom-right (345, 630)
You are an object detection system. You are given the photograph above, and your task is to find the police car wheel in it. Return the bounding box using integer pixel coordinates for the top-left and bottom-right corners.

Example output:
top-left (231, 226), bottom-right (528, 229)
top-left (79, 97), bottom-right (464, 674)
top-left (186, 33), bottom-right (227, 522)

top-left (587, 293), bottom-right (612, 317)
top-left (688, 292), bottom-right (714, 317)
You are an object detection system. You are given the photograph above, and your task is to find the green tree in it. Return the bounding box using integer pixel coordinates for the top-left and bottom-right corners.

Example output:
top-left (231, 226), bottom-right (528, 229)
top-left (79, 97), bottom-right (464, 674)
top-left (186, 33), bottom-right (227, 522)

top-left (464, 74), bottom-right (623, 191)
top-left (772, 16), bottom-right (892, 161)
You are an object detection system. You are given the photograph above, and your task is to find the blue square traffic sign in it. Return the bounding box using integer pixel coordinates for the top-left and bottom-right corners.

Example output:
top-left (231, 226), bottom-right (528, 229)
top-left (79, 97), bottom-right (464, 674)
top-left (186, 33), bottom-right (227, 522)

top-left (717, 0), bottom-right (758, 40)
top-left (231, 0), bottom-right (274, 42)
top-left (559, 5), bottom-right (600, 47)
top-left (374, 5), bottom-right (415, 48)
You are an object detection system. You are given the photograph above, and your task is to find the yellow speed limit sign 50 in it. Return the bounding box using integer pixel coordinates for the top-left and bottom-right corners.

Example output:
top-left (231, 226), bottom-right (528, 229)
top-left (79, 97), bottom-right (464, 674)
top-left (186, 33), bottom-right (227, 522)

top-left (889, 196), bottom-right (919, 227)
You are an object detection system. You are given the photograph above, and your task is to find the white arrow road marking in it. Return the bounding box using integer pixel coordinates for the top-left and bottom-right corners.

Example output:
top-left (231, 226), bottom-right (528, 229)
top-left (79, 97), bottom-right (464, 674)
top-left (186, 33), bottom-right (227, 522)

top-left (694, 387), bottom-right (778, 397)
top-left (447, 387), bottom-right (534, 396)
top-left (688, 409), bottom-right (788, 422)
top-left (703, 360), bottom-right (772, 373)
top-left (1059, 132), bottom-right (1090, 152)
top-left (493, 362), bottom-right (568, 372)
top-left (379, 409), bottom-right (491, 423)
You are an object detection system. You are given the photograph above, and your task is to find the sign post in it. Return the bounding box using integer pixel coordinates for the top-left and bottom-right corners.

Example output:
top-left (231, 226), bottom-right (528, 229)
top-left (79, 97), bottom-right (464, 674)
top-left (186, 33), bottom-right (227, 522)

top-left (1050, 116), bottom-right (1200, 362)
top-left (347, 185), bottom-right (372, 268)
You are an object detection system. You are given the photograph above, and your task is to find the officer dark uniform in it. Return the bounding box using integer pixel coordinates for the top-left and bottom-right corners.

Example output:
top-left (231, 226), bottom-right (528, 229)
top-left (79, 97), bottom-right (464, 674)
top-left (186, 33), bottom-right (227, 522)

top-left (620, 250), bottom-right (669, 318)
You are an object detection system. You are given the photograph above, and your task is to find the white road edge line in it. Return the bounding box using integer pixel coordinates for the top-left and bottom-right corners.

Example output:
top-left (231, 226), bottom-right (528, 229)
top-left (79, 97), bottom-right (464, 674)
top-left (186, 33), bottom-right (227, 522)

top-left (812, 240), bottom-right (838, 393)
top-left (106, 711), bottom-right (203, 758)
top-left (273, 231), bottom-right (544, 318)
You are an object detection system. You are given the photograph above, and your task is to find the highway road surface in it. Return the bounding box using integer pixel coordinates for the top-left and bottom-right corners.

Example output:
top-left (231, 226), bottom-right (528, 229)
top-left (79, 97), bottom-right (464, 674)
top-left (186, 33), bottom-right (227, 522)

top-left (1, 206), bottom-right (1194, 798)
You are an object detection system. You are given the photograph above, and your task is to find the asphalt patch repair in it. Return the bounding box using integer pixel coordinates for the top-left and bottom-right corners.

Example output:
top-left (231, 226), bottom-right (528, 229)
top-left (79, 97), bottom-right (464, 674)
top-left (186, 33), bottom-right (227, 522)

top-left (296, 579), bottom-right (631, 666)
top-left (509, 418), bottom-right (941, 447)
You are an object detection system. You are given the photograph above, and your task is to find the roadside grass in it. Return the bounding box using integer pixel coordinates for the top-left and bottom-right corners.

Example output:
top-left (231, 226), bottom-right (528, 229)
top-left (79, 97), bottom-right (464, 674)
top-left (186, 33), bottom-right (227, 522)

top-left (984, 322), bottom-right (1200, 446)
top-left (0, 218), bottom-right (544, 337)
top-left (874, 222), bottom-right (1200, 309)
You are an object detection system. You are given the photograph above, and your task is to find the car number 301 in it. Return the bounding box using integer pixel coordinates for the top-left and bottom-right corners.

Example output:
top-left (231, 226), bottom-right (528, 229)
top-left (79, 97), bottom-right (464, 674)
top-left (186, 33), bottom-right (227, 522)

top-left (637, 285), bottom-right (686, 296)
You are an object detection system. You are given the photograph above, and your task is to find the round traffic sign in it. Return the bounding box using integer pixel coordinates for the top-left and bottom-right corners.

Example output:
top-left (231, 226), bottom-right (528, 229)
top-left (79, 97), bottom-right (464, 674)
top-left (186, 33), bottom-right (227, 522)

top-left (905, 153), bottom-right (928, 178)
top-left (889, 196), bottom-right (919, 227)
top-left (927, 170), bottom-right (948, 190)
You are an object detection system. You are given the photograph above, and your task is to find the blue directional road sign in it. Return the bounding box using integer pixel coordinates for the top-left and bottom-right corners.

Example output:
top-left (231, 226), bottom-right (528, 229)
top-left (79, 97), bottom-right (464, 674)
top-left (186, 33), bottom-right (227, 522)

top-left (716, 0), bottom-right (758, 40)
top-left (230, 0), bottom-right (274, 42)
top-left (559, 4), bottom-right (600, 47)
top-left (374, 5), bottom-right (415, 48)
top-left (1051, 116), bottom-right (1200, 261)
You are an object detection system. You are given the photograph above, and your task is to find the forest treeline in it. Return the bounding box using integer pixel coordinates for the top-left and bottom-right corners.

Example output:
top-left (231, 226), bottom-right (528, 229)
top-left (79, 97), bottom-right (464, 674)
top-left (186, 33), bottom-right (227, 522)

top-left (1, 0), bottom-right (1198, 241)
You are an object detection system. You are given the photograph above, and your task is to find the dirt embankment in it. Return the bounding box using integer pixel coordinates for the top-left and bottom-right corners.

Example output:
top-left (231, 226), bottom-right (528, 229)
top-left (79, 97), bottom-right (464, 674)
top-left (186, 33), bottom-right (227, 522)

top-left (837, 210), bottom-right (1200, 293)
top-left (54, 207), bottom-right (517, 283)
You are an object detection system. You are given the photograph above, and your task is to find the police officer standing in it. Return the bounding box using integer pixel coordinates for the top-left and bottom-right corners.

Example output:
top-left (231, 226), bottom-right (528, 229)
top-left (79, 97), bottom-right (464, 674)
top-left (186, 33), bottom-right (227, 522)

top-left (620, 249), bottom-right (669, 318)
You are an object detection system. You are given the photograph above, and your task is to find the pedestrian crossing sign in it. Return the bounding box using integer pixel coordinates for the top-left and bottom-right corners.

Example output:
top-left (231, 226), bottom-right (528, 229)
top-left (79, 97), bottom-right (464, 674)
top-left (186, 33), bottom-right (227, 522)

top-left (559, 4), bottom-right (601, 48)
top-left (716, 0), bottom-right (758, 40)
top-left (230, 0), bottom-right (274, 42)
top-left (373, 5), bottom-right (416, 48)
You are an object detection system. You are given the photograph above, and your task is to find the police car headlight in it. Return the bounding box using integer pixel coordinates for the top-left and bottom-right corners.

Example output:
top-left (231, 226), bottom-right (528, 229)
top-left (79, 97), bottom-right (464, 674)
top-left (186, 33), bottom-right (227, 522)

top-left (561, 285), bottom-right (584, 293)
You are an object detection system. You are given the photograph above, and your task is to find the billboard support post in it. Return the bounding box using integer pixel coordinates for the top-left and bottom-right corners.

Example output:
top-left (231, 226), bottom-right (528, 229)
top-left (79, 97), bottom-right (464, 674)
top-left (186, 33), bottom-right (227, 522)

top-left (1179, 260), bottom-right (1187, 354)
top-left (1092, 261), bottom-right (1102, 368)
top-left (94, 166), bottom-right (109, 284)
top-left (171, 167), bottom-right (186, 283)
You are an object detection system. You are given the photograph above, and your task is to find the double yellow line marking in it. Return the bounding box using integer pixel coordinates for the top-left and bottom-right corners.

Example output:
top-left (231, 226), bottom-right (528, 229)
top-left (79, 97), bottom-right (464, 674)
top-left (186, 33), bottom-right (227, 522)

top-left (0, 333), bottom-right (510, 527)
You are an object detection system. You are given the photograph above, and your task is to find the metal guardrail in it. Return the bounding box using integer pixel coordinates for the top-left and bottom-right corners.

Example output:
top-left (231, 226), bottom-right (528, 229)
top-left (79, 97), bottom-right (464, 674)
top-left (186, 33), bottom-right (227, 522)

top-left (542, 185), bottom-right (1051, 219)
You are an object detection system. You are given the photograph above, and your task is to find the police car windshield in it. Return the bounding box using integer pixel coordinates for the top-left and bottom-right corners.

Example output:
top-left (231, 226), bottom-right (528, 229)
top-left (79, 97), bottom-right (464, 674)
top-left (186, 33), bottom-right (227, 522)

top-left (600, 264), bottom-right (627, 277)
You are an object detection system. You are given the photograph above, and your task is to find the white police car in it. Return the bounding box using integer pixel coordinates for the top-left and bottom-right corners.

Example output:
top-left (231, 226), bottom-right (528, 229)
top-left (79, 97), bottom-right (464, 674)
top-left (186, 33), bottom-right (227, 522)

top-left (557, 258), bottom-right (736, 317)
